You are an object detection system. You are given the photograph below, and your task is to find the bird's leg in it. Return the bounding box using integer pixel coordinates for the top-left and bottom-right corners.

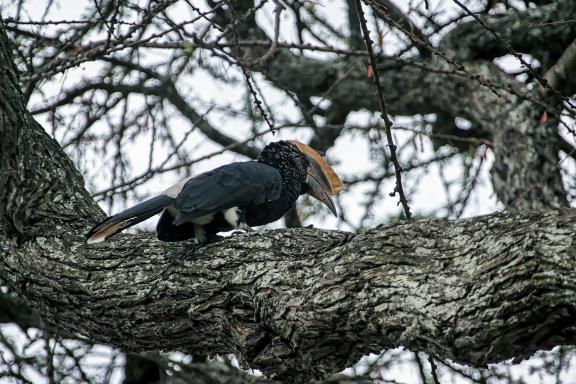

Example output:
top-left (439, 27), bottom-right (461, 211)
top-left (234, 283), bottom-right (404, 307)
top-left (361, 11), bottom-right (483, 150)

top-left (239, 223), bottom-right (254, 232)
top-left (225, 207), bottom-right (254, 234)
top-left (236, 208), bottom-right (254, 232)
top-left (229, 208), bottom-right (254, 237)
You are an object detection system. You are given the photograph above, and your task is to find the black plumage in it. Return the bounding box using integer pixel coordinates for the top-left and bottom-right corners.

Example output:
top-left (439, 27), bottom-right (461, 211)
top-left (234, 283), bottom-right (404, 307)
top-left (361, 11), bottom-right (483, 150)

top-left (157, 142), bottom-right (306, 242)
top-left (86, 140), bottom-right (339, 244)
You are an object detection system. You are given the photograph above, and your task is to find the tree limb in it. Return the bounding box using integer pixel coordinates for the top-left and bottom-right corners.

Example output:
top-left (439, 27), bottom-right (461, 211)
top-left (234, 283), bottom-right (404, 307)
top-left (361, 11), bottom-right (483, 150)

top-left (1, 211), bottom-right (575, 381)
top-left (1, 15), bottom-right (576, 383)
top-left (441, 0), bottom-right (576, 67)
top-left (542, 37), bottom-right (576, 97)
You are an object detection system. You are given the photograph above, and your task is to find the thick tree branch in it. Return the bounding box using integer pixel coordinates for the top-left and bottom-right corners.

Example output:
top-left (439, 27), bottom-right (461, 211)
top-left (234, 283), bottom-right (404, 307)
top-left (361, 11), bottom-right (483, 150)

top-left (1, 211), bottom-right (575, 381)
top-left (1, 15), bottom-right (576, 383)
top-left (542, 37), bottom-right (576, 98)
top-left (441, 0), bottom-right (576, 67)
top-left (0, 48), bottom-right (574, 379)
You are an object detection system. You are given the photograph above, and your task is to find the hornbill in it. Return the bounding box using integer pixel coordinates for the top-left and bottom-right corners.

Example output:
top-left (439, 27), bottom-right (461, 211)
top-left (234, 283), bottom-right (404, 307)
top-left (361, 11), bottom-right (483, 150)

top-left (86, 140), bottom-right (343, 244)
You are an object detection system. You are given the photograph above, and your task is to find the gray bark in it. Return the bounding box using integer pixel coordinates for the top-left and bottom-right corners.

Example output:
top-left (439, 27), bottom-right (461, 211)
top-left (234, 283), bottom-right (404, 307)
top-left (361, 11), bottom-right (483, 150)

top-left (1, 209), bottom-right (576, 380)
top-left (1, 9), bottom-right (576, 384)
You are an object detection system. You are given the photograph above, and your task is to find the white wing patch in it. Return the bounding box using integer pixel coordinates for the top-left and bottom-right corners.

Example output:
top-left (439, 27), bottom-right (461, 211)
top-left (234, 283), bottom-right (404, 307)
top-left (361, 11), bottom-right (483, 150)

top-left (223, 207), bottom-right (240, 228)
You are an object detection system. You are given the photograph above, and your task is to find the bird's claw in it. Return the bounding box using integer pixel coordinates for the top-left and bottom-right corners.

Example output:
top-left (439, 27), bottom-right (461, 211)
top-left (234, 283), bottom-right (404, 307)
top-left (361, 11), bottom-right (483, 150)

top-left (239, 223), bottom-right (255, 232)
top-left (231, 225), bottom-right (255, 237)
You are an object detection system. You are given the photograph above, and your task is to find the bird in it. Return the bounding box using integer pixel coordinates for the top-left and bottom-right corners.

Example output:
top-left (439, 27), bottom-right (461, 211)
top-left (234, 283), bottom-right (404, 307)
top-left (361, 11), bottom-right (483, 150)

top-left (86, 140), bottom-right (343, 244)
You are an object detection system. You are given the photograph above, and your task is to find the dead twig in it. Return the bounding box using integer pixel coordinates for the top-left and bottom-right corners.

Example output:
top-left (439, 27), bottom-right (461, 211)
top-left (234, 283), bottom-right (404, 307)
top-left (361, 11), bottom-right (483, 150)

top-left (353, 0), bottom-right (412, 220)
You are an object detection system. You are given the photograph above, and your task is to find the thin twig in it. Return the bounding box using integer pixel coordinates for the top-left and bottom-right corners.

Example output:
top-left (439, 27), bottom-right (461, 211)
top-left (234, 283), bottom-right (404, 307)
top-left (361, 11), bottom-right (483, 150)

top-left (225, 3), bottom-right (276, 134)
top-left (414, 352), bottom-right (429, 384)
top-left (353, 0), bottom-right (412, 220)
top-left (428, 355), bottom-right (440, 384)
top-left (242, 68), bottom-right (275, 133)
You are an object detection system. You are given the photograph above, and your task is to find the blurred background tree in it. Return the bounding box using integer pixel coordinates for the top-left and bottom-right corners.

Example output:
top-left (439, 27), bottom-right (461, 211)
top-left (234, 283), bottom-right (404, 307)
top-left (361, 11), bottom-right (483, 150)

top-left (0, 0), bottom-right (575, 382)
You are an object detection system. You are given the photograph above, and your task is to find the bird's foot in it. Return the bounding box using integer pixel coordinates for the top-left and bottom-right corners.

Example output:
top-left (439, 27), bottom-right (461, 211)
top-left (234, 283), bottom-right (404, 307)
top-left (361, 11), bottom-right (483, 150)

top-left (230, 221), bottom-right (257, 238)
top-left (230, 222), bottom-right (255, 237)
top-left (239, 223), bottom-right (255, 232)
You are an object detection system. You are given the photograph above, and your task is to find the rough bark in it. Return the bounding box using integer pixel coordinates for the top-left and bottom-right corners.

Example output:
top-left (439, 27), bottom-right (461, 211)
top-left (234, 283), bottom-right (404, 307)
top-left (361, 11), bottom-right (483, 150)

top-left (1, 211), bottom-right (576, 381)
top-left (1, 9), bottom-right (576, 384)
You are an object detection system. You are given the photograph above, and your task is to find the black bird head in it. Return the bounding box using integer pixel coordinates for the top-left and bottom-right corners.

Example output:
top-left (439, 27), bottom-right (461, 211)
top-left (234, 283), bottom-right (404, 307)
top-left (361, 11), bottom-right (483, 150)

top-left (258, 140), bottom-right (343, 216)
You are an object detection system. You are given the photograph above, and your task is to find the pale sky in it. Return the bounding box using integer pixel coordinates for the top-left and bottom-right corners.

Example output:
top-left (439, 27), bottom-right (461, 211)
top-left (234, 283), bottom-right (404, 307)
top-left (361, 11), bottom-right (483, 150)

top-left (1, 0), bottom-right (573, 383)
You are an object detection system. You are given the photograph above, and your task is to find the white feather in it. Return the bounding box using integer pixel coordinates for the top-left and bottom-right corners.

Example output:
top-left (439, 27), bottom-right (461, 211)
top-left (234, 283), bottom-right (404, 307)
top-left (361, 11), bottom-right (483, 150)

top-left (223, 207), bottom-right (240, 228)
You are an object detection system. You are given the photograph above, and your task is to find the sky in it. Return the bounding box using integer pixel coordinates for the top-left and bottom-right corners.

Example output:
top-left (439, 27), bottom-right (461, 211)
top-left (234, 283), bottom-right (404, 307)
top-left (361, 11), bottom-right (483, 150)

top-left (1, 0), bottom-right (574, 382)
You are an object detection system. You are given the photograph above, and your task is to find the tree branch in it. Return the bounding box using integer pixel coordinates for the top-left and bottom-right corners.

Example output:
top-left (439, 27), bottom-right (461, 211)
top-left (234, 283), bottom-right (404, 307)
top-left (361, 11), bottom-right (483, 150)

top-left (542, 37), bottom-right (576, 97)
top-left (354, 0), bottom-right (412, 219)
top-left (1, 211), bottom-right (575, 381)
top-left (1, 15), bottom-right (576, 383)
top-left (441, 0), bottom-right (576, 67)
top-left (30, 79), bottom-right (261, 160)
top-left (365, 0), bottom-right (432, 58)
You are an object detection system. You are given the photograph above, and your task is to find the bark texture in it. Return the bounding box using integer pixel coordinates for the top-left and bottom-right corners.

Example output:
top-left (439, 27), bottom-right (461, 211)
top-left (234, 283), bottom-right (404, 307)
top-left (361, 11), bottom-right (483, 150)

top-left (1, 210), bottom-right (576, 380)
top-left (1, 9), bottom-right (576, 384)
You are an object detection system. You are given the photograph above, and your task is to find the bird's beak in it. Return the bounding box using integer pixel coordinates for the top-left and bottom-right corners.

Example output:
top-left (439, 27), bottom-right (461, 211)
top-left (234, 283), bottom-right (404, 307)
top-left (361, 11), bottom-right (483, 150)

top-left (288, 140), bottom-right (344, 217)
top-left (306, 166), bottom-right (338, 216)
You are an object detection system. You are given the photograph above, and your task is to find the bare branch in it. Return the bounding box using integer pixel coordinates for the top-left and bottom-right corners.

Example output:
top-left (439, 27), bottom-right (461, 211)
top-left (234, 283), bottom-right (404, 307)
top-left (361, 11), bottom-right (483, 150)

top-left (354, 0), bottom-right (412, 220)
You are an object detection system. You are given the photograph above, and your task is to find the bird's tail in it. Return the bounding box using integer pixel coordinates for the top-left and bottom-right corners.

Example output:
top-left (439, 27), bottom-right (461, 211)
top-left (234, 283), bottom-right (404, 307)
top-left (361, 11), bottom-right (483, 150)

top-left (86, 195), bottom-right (173, 244)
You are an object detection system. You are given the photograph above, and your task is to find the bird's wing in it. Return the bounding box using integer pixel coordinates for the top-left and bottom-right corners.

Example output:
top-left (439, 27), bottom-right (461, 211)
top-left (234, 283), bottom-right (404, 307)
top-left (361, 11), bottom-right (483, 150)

top-left (174, 162), bottom-right (282, 220)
